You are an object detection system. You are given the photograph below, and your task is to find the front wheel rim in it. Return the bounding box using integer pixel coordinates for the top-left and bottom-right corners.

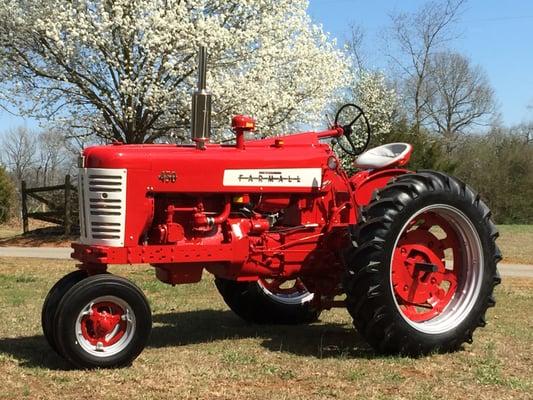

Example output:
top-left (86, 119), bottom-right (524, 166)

top-left (75, 295), bottom-right (136, 357)
top-left (257, 278), bottom-right (314, 305)
top-left (390, 204), bottom-right (484, 334)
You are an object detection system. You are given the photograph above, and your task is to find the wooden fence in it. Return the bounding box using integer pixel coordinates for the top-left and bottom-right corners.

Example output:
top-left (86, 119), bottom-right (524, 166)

top-left (21, 175), bottom-right (78, 235)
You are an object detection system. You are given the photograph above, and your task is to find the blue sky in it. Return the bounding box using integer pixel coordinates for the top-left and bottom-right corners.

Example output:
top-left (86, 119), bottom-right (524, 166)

top-left (1, 0), bottom-right (532, 131)
top-left (308, 0), bottom-right (533, 126)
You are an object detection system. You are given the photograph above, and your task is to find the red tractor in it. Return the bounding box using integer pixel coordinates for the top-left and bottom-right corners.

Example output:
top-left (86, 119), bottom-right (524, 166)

top-left (42, 48), bottom-right (501, 368)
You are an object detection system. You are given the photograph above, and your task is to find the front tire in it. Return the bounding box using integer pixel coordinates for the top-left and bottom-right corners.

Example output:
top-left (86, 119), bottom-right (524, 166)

top-left (215, 277), bottom-right (320, 324)
top-left (42, 270), bottom-right (88, 351)
top-left (53, 275), bottom-right (152, 369)
top-left (344, 171), bottom-right (501, 355)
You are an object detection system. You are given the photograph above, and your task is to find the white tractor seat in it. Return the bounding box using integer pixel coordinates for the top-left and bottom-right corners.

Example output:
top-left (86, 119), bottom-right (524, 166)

top-left (354, 143), bottom-right (413, 170)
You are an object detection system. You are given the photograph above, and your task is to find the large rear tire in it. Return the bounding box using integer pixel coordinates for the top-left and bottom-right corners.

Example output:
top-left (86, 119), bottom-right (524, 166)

top-left (53, 275), bottom-right (152, 369)
top-left (344, 171), bottom-right (501, 355)
top-left (215, 277), bottom-right (320, 324)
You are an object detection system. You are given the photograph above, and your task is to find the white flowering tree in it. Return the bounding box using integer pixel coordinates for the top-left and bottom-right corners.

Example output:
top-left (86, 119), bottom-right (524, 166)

top-left (333, 70), bottom-right (397, 171)
top-left (331, 24), bottom-right (398, 170)
top-left (349, 70), bottom-right (397, 141)
top-left (0, 0), bottom-right (348, 143)
top-left (330, 66), bottom-right (398, 171)
top-left (341, 25), bottom-right (397, 142)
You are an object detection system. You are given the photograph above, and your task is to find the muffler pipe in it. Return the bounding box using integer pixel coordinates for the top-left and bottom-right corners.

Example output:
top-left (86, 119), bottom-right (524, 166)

top-left (191, 46), bottom-right (212, 149)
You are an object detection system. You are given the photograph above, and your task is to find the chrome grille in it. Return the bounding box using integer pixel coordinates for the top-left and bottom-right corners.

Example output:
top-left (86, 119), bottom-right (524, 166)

top-left (78, 168), bottom-right (127, 246)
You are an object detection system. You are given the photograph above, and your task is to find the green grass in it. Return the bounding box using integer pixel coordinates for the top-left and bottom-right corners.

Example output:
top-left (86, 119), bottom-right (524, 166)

top-left (0, 258), bottom-right (531, 399)
top-left (497, 225), bottom-right (533, 264)
top-left (0, 225), bottom-right (21, 239)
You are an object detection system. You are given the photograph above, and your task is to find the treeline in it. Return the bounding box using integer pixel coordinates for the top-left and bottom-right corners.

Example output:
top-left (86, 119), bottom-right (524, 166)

top-left (453, 127), bottom-right (533, 224)
top-left (0, 127), bottom-right (76, 223)
top-left (378, 121), bottom-right (533, 224)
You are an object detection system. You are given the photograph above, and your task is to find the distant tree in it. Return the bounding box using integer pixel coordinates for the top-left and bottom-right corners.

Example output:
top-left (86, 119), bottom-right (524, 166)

top-left (388, 0), bottom-right (465, 135)
top-left (0, 0), bottom-right (349, 143)
top-left (453, 126), bottom-right (533, 223)
top-left (332, 70), bottom-right (398, 172)
top-left (351, 71), bottom-right (398, 141)
top-left (0, 164), bottom-right (15, 223)
top-left (345, 23), bottom-right (366, 71)
top-left (379, 119), bottom-right (457, 173)
top-left (510, 121), bottom-right (533, 144)
top-left (343, 25), bottom-right (398, 140)
top-left (422, 51), bottom-right (495, 150)
top-left (35, 130), bottom-right (72, 186)
top-left (333, 25), bottom-right (399, 171)
top-left (1, 127), bottom-right (36, 184)
top-left (1, 126), bottom-right (72, 187)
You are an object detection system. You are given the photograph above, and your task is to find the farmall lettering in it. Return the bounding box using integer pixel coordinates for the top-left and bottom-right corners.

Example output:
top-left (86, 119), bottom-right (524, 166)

top-left (241, 171), bottom-right (300, 183)
top-left (223, 168), bottom-right (322, 188)
top-left (43, 47), bottom-right (500, 369)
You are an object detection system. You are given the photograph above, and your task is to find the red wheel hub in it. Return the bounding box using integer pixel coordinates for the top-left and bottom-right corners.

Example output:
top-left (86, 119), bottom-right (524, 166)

top-left (80, 301), bottom-right (127, 347)
top-left (392, 212), bottom-right (461, 322)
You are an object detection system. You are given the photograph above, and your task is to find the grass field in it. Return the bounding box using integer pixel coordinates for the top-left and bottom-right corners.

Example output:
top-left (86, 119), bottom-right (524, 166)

top-left (0, 225), bottom-right (20, 239)
top-left (0, 258), bottom-right (531, 400)
top-left (496, 225), bottom-right (533, 264)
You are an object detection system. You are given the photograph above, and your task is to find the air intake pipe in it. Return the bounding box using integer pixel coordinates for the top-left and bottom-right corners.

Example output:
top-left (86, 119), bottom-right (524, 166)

top-left (191, 46), bottom-right (212, 149)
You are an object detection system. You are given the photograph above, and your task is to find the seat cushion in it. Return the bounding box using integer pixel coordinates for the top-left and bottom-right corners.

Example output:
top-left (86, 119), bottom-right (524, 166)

top-left (354, 143), bottom-right (413, 169)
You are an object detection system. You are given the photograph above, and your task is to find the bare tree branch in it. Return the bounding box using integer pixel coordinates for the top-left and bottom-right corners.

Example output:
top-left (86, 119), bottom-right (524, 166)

top-left (422, 51), bottom-right (495, 150)
top-left (388, 0), bottom-right (466, 134)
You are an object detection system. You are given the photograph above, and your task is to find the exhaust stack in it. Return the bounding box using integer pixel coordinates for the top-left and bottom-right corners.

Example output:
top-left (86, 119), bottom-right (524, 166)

top-left (191, 46), bottom-right (212, 149)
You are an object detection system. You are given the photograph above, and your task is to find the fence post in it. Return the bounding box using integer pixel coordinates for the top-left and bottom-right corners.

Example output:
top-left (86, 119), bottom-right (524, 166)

top-left (21, 180), bottom-right (29, 234)
top-left (64, 175), bottom-right (71, 236)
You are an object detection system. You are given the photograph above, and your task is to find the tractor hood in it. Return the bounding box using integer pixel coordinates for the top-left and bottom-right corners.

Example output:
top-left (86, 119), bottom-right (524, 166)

top-left (81, 133), bottom-right (336, 194)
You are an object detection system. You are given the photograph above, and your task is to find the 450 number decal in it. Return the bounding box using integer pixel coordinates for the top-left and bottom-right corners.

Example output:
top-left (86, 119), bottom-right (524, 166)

top-left (158, 170), bottom-right (177, 183)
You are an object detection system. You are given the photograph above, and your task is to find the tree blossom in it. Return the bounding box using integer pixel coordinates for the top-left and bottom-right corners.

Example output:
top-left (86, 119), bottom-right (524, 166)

top-left (350, 70), bottom-right (397, 140)
top-left (334, 68), bottom-right (398, 171)
top-left (0, 0), bottom-right (349, 143)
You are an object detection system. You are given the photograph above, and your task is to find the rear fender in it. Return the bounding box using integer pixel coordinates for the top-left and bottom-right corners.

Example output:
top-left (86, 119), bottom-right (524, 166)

top-left (351, 168), bottom-right (412, 208)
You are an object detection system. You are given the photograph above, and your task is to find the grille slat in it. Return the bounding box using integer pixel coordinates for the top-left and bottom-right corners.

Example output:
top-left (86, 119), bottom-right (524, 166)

top-left (92, 228), bottom-right (121, 233)
top-left (93, 234), bottom-right (121, 239)
top-left (89, 180), bottom-right (123, 186)
top-left (89, 187), bottom-right (122, 192)
top-left (89, 198), bottom-right (121, 203)
top-left (89, 175), bottom-right (123, 179)
top-left (89, 204), bottom-right (122, 209)
top-left (90, 211), bottom-right (122, 216)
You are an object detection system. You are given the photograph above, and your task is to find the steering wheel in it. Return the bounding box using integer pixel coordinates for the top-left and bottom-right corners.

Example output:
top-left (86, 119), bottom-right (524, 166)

top-left (334, 103), bottom-right (371, 156)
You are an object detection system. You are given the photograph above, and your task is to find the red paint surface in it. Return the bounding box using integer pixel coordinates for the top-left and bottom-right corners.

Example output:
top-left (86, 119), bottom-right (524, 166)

top-left (74, 125), bottom-right (412, 300)
top-left (391, 212), bottom-right (460, 321)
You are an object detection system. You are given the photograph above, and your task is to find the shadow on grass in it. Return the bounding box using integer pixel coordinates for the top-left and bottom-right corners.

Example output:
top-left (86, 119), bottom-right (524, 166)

top-left (0, 226), bottom-right (78, 247)
top-left (0, 309), bottom-right (374, 370)
top-left (150, 309), bottom-right (374, 358)
top-left (0, 334), bottom-right (73, 370)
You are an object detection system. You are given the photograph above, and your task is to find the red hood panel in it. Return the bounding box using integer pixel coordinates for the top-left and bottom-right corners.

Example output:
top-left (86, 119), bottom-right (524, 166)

top-left (83, 140), bottom-right (334, 193)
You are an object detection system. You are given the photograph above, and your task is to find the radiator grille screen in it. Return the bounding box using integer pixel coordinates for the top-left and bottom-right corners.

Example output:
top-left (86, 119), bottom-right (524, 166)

top-left (78, 168), bottom-right (127, 246)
